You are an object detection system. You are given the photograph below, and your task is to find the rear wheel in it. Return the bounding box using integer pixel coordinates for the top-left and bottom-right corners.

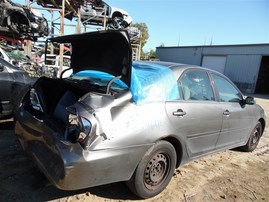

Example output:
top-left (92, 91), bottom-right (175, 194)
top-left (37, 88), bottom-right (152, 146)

top-left (241, 122), bottom-right (262, 152)
top-left (127, 141), bottom-right (176, 199)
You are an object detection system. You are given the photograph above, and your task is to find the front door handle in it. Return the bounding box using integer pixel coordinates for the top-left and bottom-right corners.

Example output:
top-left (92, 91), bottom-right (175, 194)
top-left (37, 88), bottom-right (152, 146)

top-left (223, 110), bottom-right (231, 116)
top-left (173, 109), bottom-right (186, 117)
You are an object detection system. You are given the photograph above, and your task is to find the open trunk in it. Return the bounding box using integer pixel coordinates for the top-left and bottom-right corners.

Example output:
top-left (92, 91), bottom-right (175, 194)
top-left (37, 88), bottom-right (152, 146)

top-left (23, 77), bottom-right (102, 129)
top-left (23, 76), bottom-right (131, 144)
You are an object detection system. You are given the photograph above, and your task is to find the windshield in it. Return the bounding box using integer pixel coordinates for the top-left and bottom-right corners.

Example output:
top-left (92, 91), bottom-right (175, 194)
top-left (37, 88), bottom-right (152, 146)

top-left (70, 70), bottom-right (128, 91)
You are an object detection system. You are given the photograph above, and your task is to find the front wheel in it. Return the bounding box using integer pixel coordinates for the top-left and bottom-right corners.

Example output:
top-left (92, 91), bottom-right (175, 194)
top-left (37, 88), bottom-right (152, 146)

top-left (127, 141), bottom-right (176, 199)
top-left (241, 122), bottom-right (262, 152)
top-left (107, 16), bottom-right (125, 30)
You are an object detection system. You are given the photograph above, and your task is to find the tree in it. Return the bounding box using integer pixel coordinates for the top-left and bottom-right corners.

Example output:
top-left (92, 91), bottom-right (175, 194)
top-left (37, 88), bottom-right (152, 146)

top-left (131, 22), bottom-right (149, 50)
top-left (149, 49), bottom-right (156, 58)
top-left (159, 43), bottom-right (165, 47)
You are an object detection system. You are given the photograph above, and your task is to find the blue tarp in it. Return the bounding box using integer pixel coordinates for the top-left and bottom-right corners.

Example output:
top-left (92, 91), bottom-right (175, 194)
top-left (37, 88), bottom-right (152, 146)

top-left (72, 62), bottom-right (180, 104)
top-left (131, 62), bottom-right (179, 104)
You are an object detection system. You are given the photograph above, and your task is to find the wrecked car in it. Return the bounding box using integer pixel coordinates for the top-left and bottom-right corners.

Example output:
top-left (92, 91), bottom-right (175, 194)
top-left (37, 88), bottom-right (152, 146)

top-left (0, 0), bottom-right (49, 40)
top-left (80, 1), bottom-right (132, 29)
top-left (0, 57), bottom-right (36, 119)
top-left (15, 31), bottom-right (266, 199)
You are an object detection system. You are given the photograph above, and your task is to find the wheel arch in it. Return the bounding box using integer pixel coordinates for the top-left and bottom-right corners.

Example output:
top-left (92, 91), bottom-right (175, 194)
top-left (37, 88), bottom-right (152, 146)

top-left (259, 118), bottom-right (266, 135)
top-left (7, 11), bottom-right (30, 25)
top-left (112, 11), bottom-right (123, 19)
top-left (161, 136), bottom-right (183, 168)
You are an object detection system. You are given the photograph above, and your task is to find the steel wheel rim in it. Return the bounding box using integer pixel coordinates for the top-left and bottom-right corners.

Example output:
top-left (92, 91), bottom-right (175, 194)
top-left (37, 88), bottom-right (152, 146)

top-left (251, 127), bottom-right (260, 145)
top-left (144, 152), bottom-right (170, 190)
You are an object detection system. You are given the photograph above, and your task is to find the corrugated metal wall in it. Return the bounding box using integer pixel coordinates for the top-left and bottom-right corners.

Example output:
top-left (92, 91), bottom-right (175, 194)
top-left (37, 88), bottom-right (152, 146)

top-left (157, 47), bottom-right (202, 66)
top-left (225, 55), bottom-right (261, 93)
top-left (156, 44), bottom-right (269, 93)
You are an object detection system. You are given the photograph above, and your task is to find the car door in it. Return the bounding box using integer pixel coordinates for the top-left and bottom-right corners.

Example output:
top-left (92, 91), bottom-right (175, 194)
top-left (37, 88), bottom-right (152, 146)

top-left (211, 73), bottom-right (253, 148)
top-left (165, 70), bottom-right (223, 158)
top-left (0, 60), bottom-right (14, 116)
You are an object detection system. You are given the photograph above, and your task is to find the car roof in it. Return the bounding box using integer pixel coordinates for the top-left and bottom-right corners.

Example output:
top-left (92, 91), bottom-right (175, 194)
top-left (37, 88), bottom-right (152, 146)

top-left (136, 61), bottom-right (220, 78)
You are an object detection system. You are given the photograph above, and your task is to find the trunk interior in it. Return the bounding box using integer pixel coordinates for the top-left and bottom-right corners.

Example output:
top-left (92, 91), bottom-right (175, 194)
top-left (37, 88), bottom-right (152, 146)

top-left (24, 77), bottom-right (105, 128)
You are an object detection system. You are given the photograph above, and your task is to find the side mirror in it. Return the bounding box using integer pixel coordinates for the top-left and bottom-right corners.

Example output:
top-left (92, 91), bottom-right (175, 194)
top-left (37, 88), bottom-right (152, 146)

top-left (244, 96), bottom-right (255, 105)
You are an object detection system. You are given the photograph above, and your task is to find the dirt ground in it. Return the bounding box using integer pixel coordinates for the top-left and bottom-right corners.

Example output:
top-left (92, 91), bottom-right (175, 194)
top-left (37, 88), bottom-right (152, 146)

top-left (0, 97), bottom-right (268, 202)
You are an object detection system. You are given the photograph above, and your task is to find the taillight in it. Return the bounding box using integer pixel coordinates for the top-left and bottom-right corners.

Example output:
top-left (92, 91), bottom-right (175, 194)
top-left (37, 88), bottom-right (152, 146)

top-left (66, 107), bottom-right (92, 143)
top-left (30, 88), bottom-right (43, 112)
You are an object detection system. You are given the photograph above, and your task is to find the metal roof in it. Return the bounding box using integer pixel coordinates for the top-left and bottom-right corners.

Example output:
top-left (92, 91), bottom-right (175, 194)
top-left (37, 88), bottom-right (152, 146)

top-left (157, 43), bottom-right (269, 49)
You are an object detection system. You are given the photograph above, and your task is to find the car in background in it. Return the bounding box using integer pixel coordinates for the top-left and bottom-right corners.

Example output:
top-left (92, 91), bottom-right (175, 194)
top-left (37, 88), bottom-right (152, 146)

top-left (0, 57), bottom-right (36, 119)
top-left (0, 45), bottom-right (12, 63)
top-left (15, 31), bottom-right (265, 199)
top-left (0, 0), bottom-right (49, 40)
top-left (41, 54), bottom-right (72, 78)
top-left (80, 1), bottom-right (132, 29)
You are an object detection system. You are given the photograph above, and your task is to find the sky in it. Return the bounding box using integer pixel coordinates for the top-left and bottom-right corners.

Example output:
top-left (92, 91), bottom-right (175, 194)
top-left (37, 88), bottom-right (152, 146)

top-left (16, 0), bottom-right (269, 52)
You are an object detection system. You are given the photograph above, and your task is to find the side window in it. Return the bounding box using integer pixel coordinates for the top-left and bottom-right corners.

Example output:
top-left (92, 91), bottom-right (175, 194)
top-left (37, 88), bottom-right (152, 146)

top-left (211, 73), bottom-right (242, 102)
top-left (180, 70), bottom-right (215, 101)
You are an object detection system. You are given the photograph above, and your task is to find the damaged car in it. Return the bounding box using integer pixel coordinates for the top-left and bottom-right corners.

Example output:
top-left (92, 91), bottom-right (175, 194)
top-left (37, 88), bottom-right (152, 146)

top-left (15, 31), bottom-right (266, 198)
top-left (80, 1), bottom-right (132, 29)
top-left (0, 57), bottom-right (36, 119)
top-left (0, 0), bottom-right (49, 40)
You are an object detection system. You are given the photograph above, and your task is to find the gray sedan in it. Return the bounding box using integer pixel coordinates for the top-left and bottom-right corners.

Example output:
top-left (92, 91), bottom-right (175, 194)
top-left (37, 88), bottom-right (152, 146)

top-left (15, 31), bottom-right (265, 199)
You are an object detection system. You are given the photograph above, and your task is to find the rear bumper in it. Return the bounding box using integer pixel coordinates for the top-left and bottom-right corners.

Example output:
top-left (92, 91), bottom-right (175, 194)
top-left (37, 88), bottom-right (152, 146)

top-left (15, 107), bottom-right (149, 190)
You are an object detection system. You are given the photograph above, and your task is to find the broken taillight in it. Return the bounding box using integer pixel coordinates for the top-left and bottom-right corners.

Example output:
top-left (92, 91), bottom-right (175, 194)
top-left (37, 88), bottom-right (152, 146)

top-left (30, 88), bottom-right (43, 112)
top-left (66, 107), bottom-right (92, 144)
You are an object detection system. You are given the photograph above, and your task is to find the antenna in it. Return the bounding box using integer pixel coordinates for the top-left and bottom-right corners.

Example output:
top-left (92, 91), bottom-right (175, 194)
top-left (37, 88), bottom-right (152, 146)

top-left (210, 35), bottom-right (213, 45)
top-left (178, 33), bottom-right (180, 46)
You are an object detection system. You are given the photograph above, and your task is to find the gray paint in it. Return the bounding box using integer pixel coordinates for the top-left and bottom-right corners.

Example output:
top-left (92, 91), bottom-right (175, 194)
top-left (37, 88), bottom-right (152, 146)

top-left (157, 44), bottom-right (269, 93)
top-left (15, 61), bottom-right (265, 192)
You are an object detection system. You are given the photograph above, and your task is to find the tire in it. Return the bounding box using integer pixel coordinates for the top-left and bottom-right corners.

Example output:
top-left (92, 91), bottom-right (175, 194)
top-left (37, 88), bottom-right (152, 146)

top-left (126, 141), bottom-right (176, 199)
top-left (108, 15), bottom-right (124, 30)
top-left (241, 122), bottom-right (262, 152)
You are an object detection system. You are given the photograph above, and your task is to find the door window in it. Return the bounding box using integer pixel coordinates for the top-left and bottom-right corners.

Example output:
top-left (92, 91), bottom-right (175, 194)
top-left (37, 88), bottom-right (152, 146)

top-left (211, 74), bottom-right (242, 102)
top-left (180, 70), bottom-right (215, 101)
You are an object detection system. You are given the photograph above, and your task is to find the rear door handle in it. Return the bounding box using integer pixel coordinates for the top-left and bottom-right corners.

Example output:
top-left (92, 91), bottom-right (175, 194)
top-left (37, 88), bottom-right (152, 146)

top-left (173, 109), bottom-right (186, 117)
top-left (223, 110), bottom-right (231, 116)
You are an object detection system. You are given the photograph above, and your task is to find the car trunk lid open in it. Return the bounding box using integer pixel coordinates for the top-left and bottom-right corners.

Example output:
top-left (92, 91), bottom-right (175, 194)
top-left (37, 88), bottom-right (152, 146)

top-left (48, 30), bottom-right (133, 87)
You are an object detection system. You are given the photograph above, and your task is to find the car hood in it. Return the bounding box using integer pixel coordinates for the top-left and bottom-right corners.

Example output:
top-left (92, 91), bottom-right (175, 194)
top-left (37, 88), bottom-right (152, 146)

top-left (49, 30), bottom-right (132, 87)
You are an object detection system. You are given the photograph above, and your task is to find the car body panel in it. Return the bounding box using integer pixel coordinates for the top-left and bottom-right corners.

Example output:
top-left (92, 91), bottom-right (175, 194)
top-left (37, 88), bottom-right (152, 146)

top-left (49, 31), bottom-right (132, 87)
top-left (16, 119), bottom-right (150, 190)
top-left (217, 102), bottom-right (263, 148)
top-left (0, 57), bottom-right (36, 118)
top-left (14, 31), bottom-right (266, 192)
top-left (0, 62), bottom-right (13, 115)
top-left (165, 101), bottom-right (223, 157)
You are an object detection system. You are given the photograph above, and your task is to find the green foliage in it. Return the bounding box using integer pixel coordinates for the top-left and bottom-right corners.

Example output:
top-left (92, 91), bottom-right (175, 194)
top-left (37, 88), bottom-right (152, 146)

top-left (149, 49), bottom-right (156, 58)
top-left (131, 22), bottom-right (149, 49)
top-left (159, 43), bottom-right (165, 47)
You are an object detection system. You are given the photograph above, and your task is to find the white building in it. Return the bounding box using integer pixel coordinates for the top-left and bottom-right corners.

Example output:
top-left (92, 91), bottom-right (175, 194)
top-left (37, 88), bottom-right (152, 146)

top-left (156, 44), bottom-right (269, 94)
